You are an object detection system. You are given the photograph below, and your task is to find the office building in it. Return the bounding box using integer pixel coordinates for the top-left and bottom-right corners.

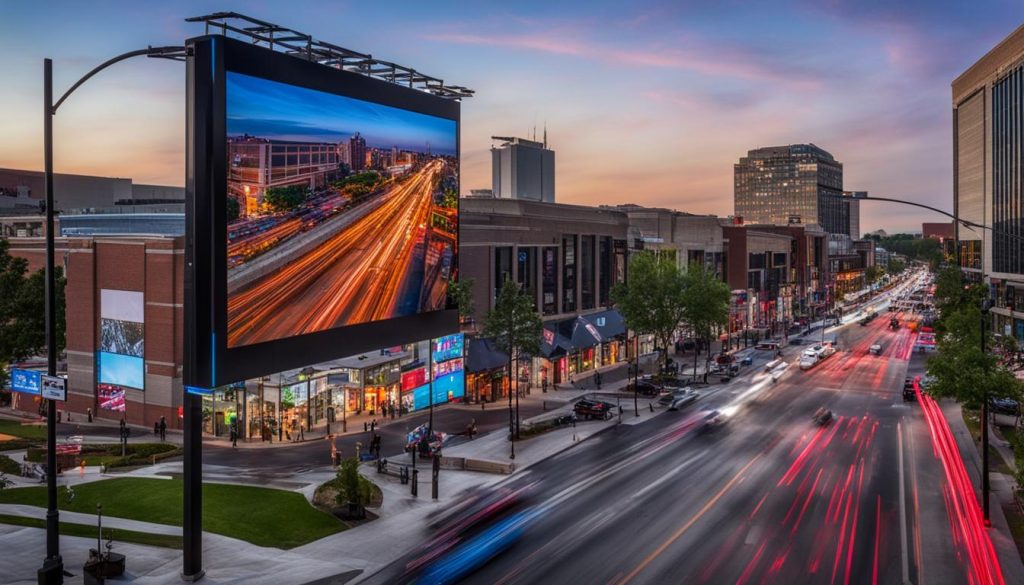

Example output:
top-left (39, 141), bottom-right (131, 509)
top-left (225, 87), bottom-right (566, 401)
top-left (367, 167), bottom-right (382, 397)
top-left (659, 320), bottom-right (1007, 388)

top-left (0, 167), bottom-right (184, 216)
top-left (844, 191), bottom-right (867, 239)
top-left (734, 144), bottom-right (846, 234)
top-left (491, 136), bottom-right (556, 203)
top-left (228, 135), bottom-right (342, 216)
top-left (953, 23), bottom-right (1024, 339)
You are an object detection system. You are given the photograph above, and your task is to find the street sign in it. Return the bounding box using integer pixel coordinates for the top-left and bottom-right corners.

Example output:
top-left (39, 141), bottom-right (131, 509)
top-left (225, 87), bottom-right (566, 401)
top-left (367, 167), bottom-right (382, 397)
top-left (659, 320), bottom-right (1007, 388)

top-left (40, 375), bottom-right (67, 401)
top-left (10, 368), bottom-right (41, 395)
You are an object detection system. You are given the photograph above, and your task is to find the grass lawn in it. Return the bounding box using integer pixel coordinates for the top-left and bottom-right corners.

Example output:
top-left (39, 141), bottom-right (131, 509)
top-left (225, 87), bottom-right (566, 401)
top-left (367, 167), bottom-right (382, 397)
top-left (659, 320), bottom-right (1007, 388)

top-left (0, 513), bottom-right (182, 549)
top-left (0, 478), bottom-right (345, 549)
top-left (0, 419), bottom-right (47, 440)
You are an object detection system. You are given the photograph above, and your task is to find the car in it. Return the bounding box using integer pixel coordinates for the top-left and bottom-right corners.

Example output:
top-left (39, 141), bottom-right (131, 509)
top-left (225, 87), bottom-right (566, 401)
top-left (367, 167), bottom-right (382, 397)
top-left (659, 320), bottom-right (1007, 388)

top-left (668, 390), bottom-right (699, 411)
top-left (788, 338), bottom-right (805, 345)
top-left (629, 379), bottom-right (661, 397)
top-left (658, 387), bottom-right (691, 406)
top-left (799, 354), bottom-right (818, 369)
top-left (573, 399), bottom-right (615, 420)
top-left (812, 407), bottom-right (834, 426)
top-left (903, 378), bottom-right (916, 401)
top-left (990, 397), bottom-right (1020, 416)
top-left (755, 340), bottom-right (781, 350)
top-left (715, 353), bottom-right (736, 365)
top-left (697, 410), bottom-right (727, 433)
top-left (869, 344), bottom-right (882, 355)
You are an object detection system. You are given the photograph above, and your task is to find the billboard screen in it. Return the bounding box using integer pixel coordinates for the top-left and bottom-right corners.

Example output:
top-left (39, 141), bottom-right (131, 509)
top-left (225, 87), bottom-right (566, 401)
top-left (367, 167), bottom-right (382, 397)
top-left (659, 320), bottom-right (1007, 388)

top-left (97, 384), bottom-right (126, 412)
top-left (185, 35), bottom-right (460, 388)
top-left (98, 289), bottom-right (144, 391)
top-left (432, 333), bottom-right (464, 363)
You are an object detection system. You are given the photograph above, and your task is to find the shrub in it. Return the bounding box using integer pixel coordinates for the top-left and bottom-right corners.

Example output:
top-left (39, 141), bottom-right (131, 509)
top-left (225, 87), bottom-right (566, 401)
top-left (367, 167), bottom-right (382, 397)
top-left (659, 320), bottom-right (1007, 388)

top-left (334, 458), bottom-right (372, 518)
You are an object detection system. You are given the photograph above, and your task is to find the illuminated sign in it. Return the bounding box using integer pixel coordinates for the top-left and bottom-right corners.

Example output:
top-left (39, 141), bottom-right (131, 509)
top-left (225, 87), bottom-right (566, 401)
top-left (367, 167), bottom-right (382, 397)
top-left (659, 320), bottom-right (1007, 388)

top-left (10, 369), bottom-right (41, 395)
top-left (432, 334), bottom-right (464, 363)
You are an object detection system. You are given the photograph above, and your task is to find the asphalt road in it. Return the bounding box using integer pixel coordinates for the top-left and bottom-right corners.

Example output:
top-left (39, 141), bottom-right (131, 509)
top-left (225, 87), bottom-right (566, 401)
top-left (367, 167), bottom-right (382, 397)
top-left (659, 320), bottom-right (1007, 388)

top-left (227, 159), bottom-right (445, 346)
top-left (368, 283), bottom-right (1006, 583)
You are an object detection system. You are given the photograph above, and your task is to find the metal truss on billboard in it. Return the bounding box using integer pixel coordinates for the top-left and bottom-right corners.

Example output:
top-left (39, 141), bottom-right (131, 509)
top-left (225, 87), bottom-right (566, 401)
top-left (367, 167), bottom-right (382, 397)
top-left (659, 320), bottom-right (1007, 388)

top-left (186, 11), bottom-right (474, 100)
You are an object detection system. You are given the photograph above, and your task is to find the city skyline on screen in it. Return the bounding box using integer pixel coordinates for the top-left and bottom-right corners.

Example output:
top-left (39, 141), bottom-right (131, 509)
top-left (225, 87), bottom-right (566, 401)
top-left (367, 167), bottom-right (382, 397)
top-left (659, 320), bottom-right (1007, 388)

top-left (226, 72), bottom-right (457, 156)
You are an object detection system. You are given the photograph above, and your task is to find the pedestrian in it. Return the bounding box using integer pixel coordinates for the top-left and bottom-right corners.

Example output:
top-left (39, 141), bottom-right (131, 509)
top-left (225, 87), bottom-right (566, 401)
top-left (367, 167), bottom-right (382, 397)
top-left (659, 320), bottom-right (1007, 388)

top-left (159, 416), bottom-right (167, 441)
top-left (87, 407), bottom-right (92, 423)
top-left (154, 421), bottom-right (159, 436)
top-left (299, 424), bottom-right (304, 441)
top-left (230, 423), bottom-right (238, 448)
top-left (371, 419), bottom-right (376, 433)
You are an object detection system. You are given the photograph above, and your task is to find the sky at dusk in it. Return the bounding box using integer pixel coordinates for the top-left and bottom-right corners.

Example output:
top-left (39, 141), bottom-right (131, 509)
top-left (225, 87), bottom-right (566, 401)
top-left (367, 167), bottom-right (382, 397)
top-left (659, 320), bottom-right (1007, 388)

top-left (1, 0), bottom-right (1021, 233)
top-left (227, 72), bottom-right (457, 156)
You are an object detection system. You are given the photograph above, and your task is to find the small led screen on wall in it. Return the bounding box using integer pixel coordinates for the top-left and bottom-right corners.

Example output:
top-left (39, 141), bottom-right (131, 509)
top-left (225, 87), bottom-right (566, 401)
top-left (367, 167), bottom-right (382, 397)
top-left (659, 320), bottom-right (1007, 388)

top-left (97, 289), bottom-right (144, 390)
top-left (224, 72), bottom-right (459, 349)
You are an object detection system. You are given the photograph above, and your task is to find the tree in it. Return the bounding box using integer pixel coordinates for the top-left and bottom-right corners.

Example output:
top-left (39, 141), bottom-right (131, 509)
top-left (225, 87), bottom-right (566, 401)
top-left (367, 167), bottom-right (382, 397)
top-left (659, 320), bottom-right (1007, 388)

top-left (447, 278), bottom-right (475, 326)
top-left (611, 251), bottom-right (687, 372)
top-left (0, 240), bottom-right (66, 365)
top-left (226, 197), bottom-right (241, 222)
top-left (262, 185), bottom-right (307, 212)
top-left (483, 278), bottom-right (542, 445)
top-left (886, 258), bottom-right (906, 275)
top-left (864, 265), bottom-right (884, 288)
top-left (334, 457), bottom-right (372, 519)
top-left (680, 264), bottom-right (730, 383)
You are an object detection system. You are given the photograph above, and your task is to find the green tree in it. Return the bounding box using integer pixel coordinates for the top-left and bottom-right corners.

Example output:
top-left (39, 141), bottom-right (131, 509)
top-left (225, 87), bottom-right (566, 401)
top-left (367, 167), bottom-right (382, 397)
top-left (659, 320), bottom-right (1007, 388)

top-left (262, 185), bottom-right (307, 212)
top-left (886, 258), bottom-right (906, 275)
top-left (334, 457), bottom-right (372, 518)
top-left (447, 278), bottom-right (475, 325)
top-left (864, 265), bottom-right (885, 288)
top-left (483, 278), bottom-right (542, 439)
top-left (226, 197), bottom-right (241, 222)
top-left (680, 264), bottom-right (730, 383)
top-left (611, 251), bottom-right (688, 372)
top-left (0, 240), bottom-right (66, 364)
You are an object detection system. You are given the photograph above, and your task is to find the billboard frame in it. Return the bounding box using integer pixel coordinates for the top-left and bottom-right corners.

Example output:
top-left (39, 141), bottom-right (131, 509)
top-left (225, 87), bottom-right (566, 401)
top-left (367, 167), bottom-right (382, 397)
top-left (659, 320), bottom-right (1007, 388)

top-left (185, 34), bottom-right (460, 390)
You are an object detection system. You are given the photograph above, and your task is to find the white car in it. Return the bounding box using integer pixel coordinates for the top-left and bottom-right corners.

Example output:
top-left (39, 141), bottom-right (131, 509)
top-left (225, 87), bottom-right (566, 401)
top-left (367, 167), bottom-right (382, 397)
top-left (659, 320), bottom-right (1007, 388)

top-left (868, 344), bottom-right (882, 355)
top-left (799, 354), bottom-right (819, 369)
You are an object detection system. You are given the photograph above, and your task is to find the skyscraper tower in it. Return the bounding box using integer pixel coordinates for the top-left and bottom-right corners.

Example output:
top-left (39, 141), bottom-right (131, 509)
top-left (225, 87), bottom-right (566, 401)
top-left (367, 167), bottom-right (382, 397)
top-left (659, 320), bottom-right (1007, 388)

top-left (349, 132), bottom-right (366, 171)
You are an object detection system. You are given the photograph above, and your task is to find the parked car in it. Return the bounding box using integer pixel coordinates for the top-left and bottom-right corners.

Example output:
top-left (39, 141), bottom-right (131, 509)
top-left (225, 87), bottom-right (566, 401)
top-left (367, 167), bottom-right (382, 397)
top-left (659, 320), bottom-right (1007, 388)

top-left (755, 340), bottom-right (781, 351)
top-left (573, 399), bottom-right (615, 420)
top-left (799, 354), bottom-right (818, 370)
top-left (990, 397), bottom-right (1020, 416)
top-left (715, 353), bottom-right (736, 365)
top-left (788, 338), bottom-right (805, 346)
top-left (629, 379), bottom-right (661, 397)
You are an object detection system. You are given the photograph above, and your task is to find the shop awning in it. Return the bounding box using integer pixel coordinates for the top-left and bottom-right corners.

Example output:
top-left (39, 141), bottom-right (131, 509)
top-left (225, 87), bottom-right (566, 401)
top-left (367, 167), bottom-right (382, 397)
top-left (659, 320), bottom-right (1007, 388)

top-left (466, 338), bottom-right (509, 373)
top-left (582, 309), bottom-right (626, 340)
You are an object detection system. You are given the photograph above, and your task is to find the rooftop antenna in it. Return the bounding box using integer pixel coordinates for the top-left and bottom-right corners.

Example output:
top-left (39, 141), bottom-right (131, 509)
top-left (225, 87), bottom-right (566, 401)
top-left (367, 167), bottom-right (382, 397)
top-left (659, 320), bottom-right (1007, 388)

top-left (543, 122), bottom-right (547, 149)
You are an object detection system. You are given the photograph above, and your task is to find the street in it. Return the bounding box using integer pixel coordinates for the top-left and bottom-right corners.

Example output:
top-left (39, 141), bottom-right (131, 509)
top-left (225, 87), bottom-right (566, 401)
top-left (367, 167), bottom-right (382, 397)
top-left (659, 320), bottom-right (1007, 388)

top-left (227, 159), bottom-right (449, 347)
top-left (365, 298), bottom-right (1007, 584)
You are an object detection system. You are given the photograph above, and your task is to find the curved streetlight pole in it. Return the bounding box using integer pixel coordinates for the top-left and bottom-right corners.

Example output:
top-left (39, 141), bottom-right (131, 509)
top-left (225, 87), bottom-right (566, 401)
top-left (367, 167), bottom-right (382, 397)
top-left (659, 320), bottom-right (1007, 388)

top-left (822, 192), bottom-right (1024, 525)
top-left (39, 47), bottom-right (185, 585)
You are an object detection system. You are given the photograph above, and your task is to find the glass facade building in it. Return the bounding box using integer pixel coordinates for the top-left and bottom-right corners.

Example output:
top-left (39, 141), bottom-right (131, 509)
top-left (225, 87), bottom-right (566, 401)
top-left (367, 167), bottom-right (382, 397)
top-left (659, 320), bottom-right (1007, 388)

top-left (992, 64), bottom-right (1024, 275)
top-left (734, 144), bottom-right (846, 235)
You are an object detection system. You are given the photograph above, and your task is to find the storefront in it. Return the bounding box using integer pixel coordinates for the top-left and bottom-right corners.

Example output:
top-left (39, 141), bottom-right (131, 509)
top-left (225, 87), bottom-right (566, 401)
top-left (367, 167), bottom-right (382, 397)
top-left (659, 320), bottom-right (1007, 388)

top-left (466, 337), bottom-right (508, 402)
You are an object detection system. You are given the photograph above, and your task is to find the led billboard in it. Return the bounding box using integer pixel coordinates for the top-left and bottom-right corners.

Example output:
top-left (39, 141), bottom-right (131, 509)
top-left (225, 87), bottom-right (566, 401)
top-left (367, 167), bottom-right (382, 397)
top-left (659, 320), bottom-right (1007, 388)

top-left (185, 35), bottom-right (460, 388)
top-left (97, 289), bottom-right (144, 391)
top-left (432, 334), bottom-right (464, 363)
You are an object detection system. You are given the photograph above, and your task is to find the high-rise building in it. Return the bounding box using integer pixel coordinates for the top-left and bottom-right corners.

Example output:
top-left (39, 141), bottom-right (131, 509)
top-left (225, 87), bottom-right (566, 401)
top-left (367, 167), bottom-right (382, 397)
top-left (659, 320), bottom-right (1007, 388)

top-left (348, 132), bottom-right (367, 171)
top-left (734, 144), bottom-right (845, 234)
top-left (843, 191), bottom-right (866, 239)
top-left (953, 24), bottom-right (1024, 340)
top-left (491, 136), bottom-right (555, 203)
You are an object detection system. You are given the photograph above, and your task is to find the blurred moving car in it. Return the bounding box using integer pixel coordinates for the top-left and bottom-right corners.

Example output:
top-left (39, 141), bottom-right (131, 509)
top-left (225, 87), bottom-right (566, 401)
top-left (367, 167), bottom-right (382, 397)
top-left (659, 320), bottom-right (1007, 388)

top-left (903, 378), bottom-right (916, 401)
top-left (990, 397), bottom-right (1020, 416)
top-left (697, 409), bottom-right (727, 433)
top-left (668, 389), bottom-right (699, 411)
top-left (812, 407), bottom-right (834, 426)
top-left (869, 344), bottom-right (882, 355)
top-left (417, 508), bottom-right (537, 585)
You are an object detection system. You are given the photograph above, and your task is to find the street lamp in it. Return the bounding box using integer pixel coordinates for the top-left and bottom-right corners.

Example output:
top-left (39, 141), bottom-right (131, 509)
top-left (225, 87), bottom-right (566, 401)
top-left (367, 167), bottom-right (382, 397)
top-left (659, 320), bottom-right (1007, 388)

top-left (981, 298), bottom-right (993, 524)
top-left (299, 366), bottom-right (315, 434)
top-left (39, 45), bottom-right (186, 585)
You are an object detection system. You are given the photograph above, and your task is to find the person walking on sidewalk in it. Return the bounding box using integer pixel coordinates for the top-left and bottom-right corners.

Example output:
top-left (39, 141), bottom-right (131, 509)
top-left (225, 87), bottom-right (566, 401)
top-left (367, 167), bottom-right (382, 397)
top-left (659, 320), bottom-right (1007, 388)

top-left (87, 407), bottom-right (92, 423)
top-left (159, 416), bottom-right (167, 441)
top-left (230, 421), bottom-right (238, 448)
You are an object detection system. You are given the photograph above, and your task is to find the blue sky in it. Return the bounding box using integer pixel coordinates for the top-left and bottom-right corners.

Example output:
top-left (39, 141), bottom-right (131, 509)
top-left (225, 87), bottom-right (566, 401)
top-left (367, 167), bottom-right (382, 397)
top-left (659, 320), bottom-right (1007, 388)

top-left (0, 0), bottom-right (1021, 232)
top-left (227, 72), bottom-right (456, 155)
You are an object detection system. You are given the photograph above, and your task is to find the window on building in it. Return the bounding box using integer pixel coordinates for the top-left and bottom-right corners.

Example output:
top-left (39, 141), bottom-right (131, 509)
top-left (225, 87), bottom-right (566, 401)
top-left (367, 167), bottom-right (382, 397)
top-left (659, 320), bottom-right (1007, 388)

top-left (542, 247), bottom-right (557, 315)
top-left (581, 235), bottom-right (595, 310)
top-left (562, 236), bottom-right (576, 313)
top-left (517, 247), bottom-right (537, 309)
top-left (599, 237), bottom-right (613, 307)
top-left (495, 247), bottom-right (513, 299)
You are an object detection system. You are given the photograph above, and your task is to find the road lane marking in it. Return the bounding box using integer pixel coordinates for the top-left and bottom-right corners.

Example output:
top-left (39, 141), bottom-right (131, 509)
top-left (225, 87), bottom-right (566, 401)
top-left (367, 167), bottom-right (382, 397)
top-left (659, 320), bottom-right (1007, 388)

top-left (613, 453), bottom-right (763, 585)
top-left (898, 420), bottom-right (910, 585)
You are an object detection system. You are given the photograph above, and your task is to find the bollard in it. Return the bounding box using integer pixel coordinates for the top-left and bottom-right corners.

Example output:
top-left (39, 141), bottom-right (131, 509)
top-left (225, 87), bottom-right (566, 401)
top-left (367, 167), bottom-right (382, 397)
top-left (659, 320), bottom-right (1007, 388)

top-left (364, 422), bottom-right (368, 432)
top-left (543, 401), bottom-right (546, 411)
top-left (649, 402), bottom-right (654, 413)
top-left (432, 455), bottom-right (440, 500)
top-left (411, 469), bottom-right (419, 497)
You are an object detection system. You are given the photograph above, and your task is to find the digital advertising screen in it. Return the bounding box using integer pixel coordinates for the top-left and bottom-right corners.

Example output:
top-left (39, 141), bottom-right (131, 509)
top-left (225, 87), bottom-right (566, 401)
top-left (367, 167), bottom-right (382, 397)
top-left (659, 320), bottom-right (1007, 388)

top-left (97, 289), bottom-right (144, 391)
top-left (97, 384), bottom-right (126, 412)
top-left (224, 71), bottom-right (458, 349)
top-left (185, 35), bottom-right (461, 388)
top-left (412, 370), bottom-right (465, 410)
top-left (401, 367), bottom-right (428, 391)
top-left (432, 334), bottom-right (464, 363)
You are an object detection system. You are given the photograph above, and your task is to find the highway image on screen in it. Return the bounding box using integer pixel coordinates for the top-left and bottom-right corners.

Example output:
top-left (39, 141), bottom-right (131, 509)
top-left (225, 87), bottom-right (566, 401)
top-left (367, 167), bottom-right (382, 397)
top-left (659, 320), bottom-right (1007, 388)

top-left (224, 72), bottom-right (458, 348)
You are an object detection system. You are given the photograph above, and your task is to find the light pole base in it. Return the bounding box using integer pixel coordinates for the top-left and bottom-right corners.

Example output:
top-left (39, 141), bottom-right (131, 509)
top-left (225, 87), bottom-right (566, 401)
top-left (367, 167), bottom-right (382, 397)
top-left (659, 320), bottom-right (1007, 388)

top-left (37, 557), bottom-right (64, 585)
top-left (181, 569), bottom-right (206, 582)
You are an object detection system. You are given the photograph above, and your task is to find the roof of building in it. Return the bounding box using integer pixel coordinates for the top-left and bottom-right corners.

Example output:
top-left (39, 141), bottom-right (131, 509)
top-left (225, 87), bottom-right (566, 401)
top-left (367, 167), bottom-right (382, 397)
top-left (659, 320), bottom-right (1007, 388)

top-left (58, 213), bottom-right (185, 237)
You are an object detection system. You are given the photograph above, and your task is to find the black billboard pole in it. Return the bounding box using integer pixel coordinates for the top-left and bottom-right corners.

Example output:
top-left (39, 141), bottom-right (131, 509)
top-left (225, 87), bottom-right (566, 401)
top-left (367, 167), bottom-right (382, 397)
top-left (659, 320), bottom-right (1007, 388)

top-left (38, 46), bottom-right (186, 585)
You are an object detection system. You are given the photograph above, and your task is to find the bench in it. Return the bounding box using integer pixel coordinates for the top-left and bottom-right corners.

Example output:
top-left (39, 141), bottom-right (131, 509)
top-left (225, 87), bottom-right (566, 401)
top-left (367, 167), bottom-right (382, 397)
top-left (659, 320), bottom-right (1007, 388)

top-left (376, 459), bottom-right (411, 484)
